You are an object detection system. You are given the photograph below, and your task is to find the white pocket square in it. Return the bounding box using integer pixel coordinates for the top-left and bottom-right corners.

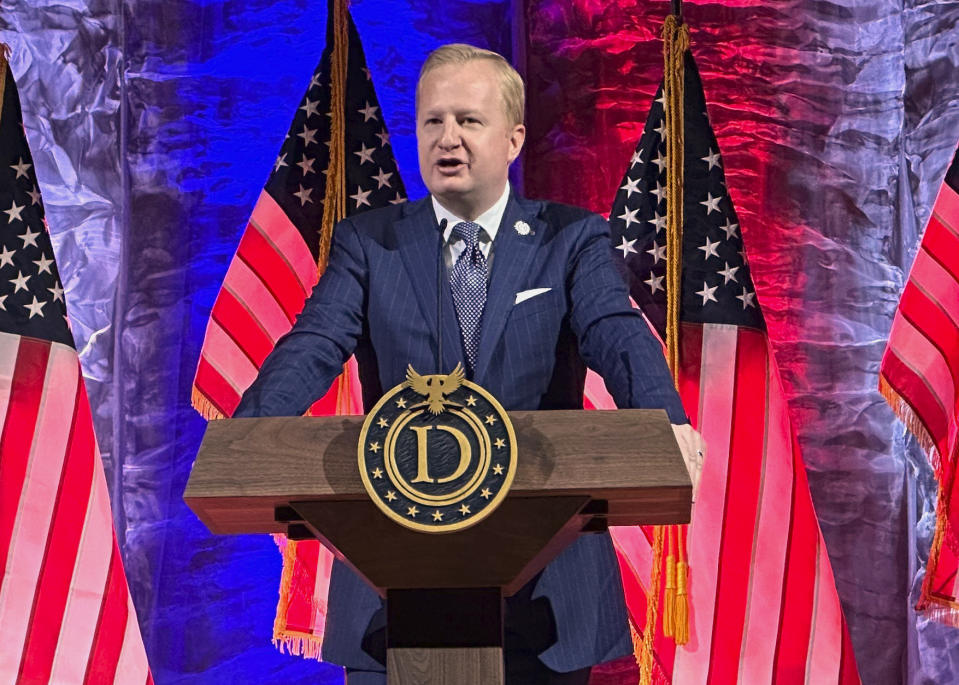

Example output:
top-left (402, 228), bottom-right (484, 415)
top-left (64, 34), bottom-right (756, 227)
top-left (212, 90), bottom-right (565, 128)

top-left (514, 287), bottom-right (552, 305)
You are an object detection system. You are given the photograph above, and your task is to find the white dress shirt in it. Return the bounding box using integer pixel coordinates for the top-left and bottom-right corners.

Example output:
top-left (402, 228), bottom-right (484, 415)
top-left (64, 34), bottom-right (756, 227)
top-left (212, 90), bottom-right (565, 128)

top-left (431, 183), bottom-right (511, 271)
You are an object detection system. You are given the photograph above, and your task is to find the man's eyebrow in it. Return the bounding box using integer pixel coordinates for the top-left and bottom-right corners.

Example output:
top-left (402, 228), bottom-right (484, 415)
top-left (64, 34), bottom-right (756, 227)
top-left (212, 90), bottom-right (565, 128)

top-left (419, 108), bottom-right (486, 118)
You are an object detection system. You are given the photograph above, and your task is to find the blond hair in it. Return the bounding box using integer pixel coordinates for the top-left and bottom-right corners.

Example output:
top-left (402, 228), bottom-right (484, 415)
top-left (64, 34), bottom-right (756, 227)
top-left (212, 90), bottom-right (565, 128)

top-left (417, 43), bottom-right (525, 127)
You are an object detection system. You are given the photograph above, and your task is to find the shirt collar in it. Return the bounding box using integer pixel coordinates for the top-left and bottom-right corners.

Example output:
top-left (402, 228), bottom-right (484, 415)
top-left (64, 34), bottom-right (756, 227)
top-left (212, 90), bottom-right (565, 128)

top-left (433, 183), bottom-right (511, 244)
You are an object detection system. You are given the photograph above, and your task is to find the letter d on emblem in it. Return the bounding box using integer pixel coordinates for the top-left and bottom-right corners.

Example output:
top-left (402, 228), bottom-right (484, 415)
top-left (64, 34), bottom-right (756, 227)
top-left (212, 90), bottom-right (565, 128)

top-left (409, 424), bottom-right (472, 484)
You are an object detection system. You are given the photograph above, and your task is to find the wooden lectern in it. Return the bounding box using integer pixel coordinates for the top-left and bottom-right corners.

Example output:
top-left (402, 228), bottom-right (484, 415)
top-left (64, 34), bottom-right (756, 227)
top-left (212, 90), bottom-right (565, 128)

top-left (185, 409), bottom-right (691, 684)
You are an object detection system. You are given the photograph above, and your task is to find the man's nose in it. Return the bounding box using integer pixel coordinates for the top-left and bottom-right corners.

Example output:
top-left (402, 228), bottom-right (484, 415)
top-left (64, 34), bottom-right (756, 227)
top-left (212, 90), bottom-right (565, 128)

top-left (438, 119), bottom-right (460, 149)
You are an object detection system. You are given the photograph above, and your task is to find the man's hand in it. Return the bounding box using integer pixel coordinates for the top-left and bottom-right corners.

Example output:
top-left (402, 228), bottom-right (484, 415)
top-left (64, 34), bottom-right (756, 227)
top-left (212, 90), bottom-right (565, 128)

top-left (671, 423), bottom-right (705, 501)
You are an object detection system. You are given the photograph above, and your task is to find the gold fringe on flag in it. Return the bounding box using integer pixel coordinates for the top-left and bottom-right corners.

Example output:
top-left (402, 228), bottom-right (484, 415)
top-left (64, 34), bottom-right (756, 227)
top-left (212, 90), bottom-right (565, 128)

top-left (191, 387), bottom-right (225, 420)
top-left (879, 373), bottom-right (959, 624)
top-left (639, 16), bottom-right (692, 684)
top-left (878, 373), bottom-right (940, 473)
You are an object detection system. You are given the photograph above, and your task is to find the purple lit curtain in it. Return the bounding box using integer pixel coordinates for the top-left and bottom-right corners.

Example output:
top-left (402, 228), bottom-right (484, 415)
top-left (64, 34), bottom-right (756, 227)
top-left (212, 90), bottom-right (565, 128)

top-left (1, 0), bottom-right (957, 683)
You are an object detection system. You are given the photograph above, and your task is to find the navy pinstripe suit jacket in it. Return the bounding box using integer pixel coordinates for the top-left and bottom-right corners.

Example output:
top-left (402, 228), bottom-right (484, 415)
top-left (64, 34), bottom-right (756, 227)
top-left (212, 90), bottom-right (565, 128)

top-left (234, 191), bottom-right (686, 672)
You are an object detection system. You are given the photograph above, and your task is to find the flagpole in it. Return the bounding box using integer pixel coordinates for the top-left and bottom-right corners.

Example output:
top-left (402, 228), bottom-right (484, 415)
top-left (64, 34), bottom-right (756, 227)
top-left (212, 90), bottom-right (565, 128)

top-left (671, 0), bottom-right (682, 20)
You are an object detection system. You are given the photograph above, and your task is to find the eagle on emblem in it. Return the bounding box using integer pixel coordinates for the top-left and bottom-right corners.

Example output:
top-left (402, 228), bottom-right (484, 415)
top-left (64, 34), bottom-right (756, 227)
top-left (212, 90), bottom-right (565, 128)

top-left (404, 363), bottom-right (465, 415)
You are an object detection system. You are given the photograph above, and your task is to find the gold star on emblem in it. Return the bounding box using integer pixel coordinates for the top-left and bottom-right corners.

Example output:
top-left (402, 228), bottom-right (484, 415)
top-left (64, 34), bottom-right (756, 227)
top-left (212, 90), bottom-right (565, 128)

top-left (459, 504), bottom-right (471, 515)
top-left (407, 506), bottom-right (419, 517)
top-left (466, 395), bottom-right (477, 406)
top-left (493, 464), bottom-right (504, 475)
top-left (386, 490), bottom-right (397, 501)
top-left (480, 488), bottom-right (492, 499)
top-left (396, 397), bottom-right (407, 408)
top-left (371, 467), bottom-right (383, 479)
top-left (485, 414), bottom-right (496, 425)
top-left (377, 417), bottom-right (389, 428)
top-left (369, 441), bottom-right (380, 453)
top-left (494, 438), bottom-right (506, 449)
top-left (432, 510), bottom-right (444, 521)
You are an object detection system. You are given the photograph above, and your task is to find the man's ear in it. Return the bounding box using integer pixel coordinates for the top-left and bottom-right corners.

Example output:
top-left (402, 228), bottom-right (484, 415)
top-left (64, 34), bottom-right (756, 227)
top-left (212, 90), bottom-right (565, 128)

top-left (507, 124), bottom-right (526, 164)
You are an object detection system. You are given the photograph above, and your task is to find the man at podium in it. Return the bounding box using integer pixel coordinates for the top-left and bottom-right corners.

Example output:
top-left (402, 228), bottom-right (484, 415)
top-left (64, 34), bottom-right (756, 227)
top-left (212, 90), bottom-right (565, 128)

top-left (236, 43), bottom-right (700, 685)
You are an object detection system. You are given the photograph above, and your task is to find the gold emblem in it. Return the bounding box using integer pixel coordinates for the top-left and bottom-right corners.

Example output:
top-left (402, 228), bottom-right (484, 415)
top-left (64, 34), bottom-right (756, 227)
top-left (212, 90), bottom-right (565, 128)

top-left (358, 363), bottom-right (517, 533)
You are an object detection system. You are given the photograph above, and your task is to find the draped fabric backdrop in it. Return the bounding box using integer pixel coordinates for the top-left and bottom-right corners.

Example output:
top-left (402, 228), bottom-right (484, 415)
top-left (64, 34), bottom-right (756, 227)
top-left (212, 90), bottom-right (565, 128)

top-left (1, 0), bottom-right (957, 683)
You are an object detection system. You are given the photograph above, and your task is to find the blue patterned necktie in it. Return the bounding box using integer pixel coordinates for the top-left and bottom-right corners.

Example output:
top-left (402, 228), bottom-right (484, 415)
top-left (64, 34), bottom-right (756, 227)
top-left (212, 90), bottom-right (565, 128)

top-left (449, 221), bottom-right (488, 375)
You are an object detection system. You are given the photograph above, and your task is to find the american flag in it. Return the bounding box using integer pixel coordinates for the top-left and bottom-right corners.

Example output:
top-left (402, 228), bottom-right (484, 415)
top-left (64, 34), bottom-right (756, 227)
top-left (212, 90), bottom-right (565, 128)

top-left (190, 0), bottom-right (403, 658)
top-left (880, 143), bottom-right (959, 625)
top-left (605, 51), bottom-right (861, 683)
top-left (192, 0), bottom-right (405, 421)
top-left (0, 56), bottom-right (152, 683)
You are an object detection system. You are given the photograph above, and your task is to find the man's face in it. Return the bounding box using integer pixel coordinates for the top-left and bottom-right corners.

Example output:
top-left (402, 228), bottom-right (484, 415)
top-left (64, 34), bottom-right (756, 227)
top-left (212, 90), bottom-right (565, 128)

top-left (416, 60), bottom-right (525, 220)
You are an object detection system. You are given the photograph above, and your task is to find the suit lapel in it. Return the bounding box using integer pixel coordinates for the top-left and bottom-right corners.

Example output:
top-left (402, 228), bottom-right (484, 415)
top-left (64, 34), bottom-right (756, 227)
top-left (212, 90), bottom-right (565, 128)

top-left (395, 199), bottom-right (465, 375)
top-left (474, 194), bottom-right (546, 382)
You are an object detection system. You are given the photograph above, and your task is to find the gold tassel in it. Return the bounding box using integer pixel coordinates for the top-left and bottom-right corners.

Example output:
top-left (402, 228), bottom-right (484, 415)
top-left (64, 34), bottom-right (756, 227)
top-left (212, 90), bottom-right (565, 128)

top-left (638, 15), bottom-right (691, 683)
top-left (318, 0), bottom-right (350, 275)
top-left (673, 524), bottom-right (690, 645)
top-left (674, 559), bottom-right (690, 644)
top-left (0, 44), bottom-right (8, 123)
top-left (662, 14), bottom-right (688, 381)
top-left (662, 528), bottom-right (677, 638)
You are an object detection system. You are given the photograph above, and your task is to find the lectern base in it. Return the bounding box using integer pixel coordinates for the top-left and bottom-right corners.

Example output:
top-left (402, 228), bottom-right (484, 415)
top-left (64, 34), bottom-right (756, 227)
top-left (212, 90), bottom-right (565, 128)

top-left (387, 647), bottom-right (503, 685)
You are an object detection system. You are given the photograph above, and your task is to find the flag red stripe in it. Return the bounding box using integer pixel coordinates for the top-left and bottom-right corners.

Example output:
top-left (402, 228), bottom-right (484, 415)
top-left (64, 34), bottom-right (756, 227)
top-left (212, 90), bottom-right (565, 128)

top-left (285, 540), bottom-right (320, 634)
top-left (923, 215), bottom-right (959, 282)
top-left (737, 337), bottom-right (792, 683)
top-left (222, 259), bottom-right (294, 341)
top-left (211, 292), bottom-right (275, 368)
top-left (678, 322), bottom-right (703, 426)
top-left (83, 544), bottom-right (129, 685)
top-left (707, 328), bottom-right (767, 684)
top-left (890, 318), bottom-right (954, 422)
top-left (772, 435), bottom-right (818, 683)
top-left (806, 540), bottom-right (843, 683)
top-left (0, 337), bottom-right (50, 582)
top-left (900, 279), bottom-right (959, 388)
top-left (929, 525), bottom-right (959, 599)
top-left (237, 229), bottom-right (308, 320)
top-left (934, 179), bottom-right (959, 231)
top-left (838, 615), bottom-right (858, 684)
top-left (251, 190), bottom-right (320, 291)
top-left (912, 244), bottom-right (959, 334)
top-left (49, 448), bottom-right (114, 684)
top-left (199, 321), bottom-right (259, 399)
top-left (194, 355), bottom-right (241, 418)
top-left (887, 315), bottom-right (954, 443)
top-left (18, 373), bottom-right (94, 683)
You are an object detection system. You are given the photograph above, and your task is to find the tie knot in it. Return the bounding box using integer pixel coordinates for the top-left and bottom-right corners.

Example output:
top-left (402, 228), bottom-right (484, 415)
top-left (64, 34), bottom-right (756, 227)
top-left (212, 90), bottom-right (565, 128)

top-left (451, 221), bottom-right (483, 249)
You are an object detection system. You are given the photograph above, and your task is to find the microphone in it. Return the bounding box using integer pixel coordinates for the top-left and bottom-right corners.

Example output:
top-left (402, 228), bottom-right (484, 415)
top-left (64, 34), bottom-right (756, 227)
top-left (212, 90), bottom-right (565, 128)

top-left (436, 218), bottom-right (448, 375)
